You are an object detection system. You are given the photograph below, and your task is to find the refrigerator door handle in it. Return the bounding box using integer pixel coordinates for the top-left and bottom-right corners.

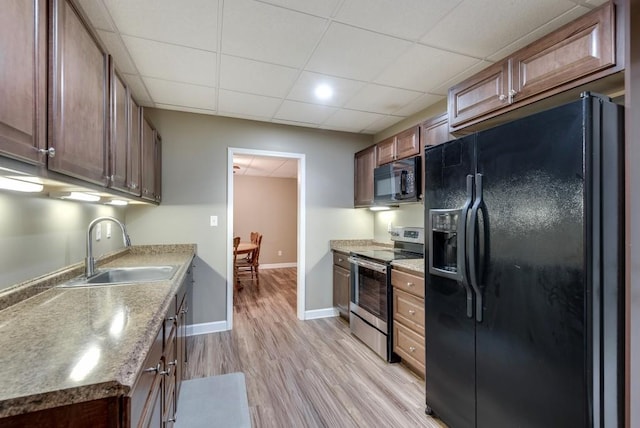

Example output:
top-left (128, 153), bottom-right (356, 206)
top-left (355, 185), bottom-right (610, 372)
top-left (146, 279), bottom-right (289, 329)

top-left (468, 173), bottom-right (484, 323)
top-left (458, 174), bottom-right (474, 318)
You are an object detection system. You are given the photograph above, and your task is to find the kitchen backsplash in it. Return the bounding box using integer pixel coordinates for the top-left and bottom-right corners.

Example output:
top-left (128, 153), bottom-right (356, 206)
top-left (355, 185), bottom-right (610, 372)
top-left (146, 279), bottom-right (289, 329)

top-left (373, 203), bottom-right (424, 243)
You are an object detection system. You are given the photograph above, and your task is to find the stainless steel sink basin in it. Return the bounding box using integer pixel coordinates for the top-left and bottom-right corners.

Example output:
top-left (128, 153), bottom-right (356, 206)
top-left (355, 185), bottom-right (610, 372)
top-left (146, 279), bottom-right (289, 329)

top-left (60, 265), bottom-right (178, 287)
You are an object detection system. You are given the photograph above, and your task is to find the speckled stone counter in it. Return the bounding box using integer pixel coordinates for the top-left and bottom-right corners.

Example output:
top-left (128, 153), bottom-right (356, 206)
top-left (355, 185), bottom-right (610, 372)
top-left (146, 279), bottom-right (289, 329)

top-left (391, 258), bottom-right (425, 275)
top-left (329, 239), bottom-right (393, 254)
top-left (0, 244), bottom-right (196, 418)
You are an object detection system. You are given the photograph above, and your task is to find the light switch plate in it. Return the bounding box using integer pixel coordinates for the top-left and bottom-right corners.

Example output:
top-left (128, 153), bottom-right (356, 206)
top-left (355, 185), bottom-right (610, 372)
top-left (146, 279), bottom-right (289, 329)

top-left (210, 215), bottom-right (218, 227)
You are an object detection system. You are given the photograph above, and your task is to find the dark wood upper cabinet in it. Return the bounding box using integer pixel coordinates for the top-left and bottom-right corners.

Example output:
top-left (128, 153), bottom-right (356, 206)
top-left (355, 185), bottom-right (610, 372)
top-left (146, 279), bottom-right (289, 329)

top-left (129, 97), bottom-right (142, 196)
top-left (354, 145), bottom-right (376, 208)
top-left (109, 62), bottom-right (129, 193)
top-left (0, 0), bottom-right (47, 164)
top-left (448, 2), bottom-right (620, 132)
top-left (422, 113), bottom-right (452, 148)
top-left (49, 0), bottom-right (109, 185)
top-left (141, 113), bottom-right (161, 203)
top-left (376, 125), bottom-right (420, 166)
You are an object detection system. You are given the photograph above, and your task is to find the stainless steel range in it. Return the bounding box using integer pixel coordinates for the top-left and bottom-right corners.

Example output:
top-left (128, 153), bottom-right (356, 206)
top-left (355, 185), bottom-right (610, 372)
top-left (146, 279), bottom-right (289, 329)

top-left (348, 226), bottom-right (424, 362)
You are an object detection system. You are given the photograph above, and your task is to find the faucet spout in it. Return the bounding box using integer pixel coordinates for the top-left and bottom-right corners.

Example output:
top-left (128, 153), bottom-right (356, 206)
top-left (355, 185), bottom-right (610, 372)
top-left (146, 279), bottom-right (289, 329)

top-left (85, 216), bottom-right (132, 277)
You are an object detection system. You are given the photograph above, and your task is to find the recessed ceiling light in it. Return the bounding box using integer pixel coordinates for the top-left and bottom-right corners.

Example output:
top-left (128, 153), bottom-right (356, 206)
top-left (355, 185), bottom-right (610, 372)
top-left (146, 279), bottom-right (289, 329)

top-left (314, 84), bottom-right (333, 100)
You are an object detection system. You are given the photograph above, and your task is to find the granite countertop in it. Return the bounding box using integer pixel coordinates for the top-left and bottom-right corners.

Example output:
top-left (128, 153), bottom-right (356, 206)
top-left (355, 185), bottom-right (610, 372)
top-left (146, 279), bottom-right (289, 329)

top-left (391, 258), bottom-right (425, 275)
top-left (329, 239), bottom-right (393, 253)
top-left (0, 244), bottom-right (196, 418)
top-left (330, 239), bottom-right (424, 274)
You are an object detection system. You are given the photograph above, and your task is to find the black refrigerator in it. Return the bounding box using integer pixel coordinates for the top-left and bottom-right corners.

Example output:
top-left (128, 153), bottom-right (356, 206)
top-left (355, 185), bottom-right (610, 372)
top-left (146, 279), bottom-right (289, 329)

top-left (423, 93), bottom-right (623, 428)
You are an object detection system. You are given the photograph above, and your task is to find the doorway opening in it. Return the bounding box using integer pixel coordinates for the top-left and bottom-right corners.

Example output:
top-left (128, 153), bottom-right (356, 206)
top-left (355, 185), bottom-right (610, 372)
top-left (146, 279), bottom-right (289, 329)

top-left (227, 148), bottom-right (306, 330)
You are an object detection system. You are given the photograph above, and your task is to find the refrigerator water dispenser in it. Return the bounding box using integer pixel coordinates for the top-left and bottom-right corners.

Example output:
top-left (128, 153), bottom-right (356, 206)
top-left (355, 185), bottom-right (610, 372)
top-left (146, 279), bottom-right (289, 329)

top-left (429, 209), bottom-right (464, 282)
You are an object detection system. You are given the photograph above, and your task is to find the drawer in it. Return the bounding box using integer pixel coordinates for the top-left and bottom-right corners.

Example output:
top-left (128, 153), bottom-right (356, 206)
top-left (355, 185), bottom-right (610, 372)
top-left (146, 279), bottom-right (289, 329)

top-left (391, 269), bottom-right (424, 298)
top-left (333, 251), bottom-right (351, 270)
top-left (393, 321), bottom-right (425, 378)
top-left (393, 288), bottom-right (425, 335)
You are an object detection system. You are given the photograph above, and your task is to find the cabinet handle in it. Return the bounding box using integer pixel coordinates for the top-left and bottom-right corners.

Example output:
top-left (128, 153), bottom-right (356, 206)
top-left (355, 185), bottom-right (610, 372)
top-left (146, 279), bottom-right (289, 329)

top-left (407, 282), bottom-right (415, 287)
top-left (409, 346), bottom-right (416, 352)
top-left (498, 94), bottom-right (507, 101)
top-left (168, 359), bottom-right (178, 366)
top-left (160, 366), bottom-right (172, 376)
top-left (38, 147), bottom-right (56, 158)
top-left (167, 316), bottom-right (177, 322)
top-left (408, 310), bottom-right (416, 315)
top-left (144, 363), bottom-right (160, 374)
top-left (508, 89), bottom-right (518, 102)
top-left (167, 418), bottom-right (176, 423)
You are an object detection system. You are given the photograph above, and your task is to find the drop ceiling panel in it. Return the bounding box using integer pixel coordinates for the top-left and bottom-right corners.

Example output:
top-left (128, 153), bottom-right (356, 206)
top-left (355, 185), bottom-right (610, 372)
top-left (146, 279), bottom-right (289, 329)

top-left (219, 55), bottom-right (298, 98)
top-left (275, 100), bottom-right (337, 124)
top-left (122, 36), bottom-right (216, 87)
top-left (155, 103), bottom-right (216, 115)
top-left (143, 77), bottom-right (217, 110)
top-left (234, 155), bottom-right (297, 178)
top-left (374, 44), bottom-right (480, 93)
top-left (122, 73), bottom-right (153, 104)
top-left (222, 0), bottom-right (328, 68)
top-left (363, 115), bottom-right (407, 134)
top-left (393, 93), bottom-right (446, 117)
top-left (287, 72), bottom-right (365, 107)
top-left (76, 0), bottom-right (116, 31)
top-left (345, 84), bottom-right (423, 115)
top-left (218, 90), bottom-right (282, 119)
top-left (421, 0), bottom-right (578, 58)
top-left (102, 0), bottom-right (219, 51)
top-left (305, 23), bottom-right (412, 81)
top-left (335, 0), bottom-right (463, 40)
top-left (97, 30), bottom-right (138, 74)
top-left (322, 109), bottom-right (387, 132)
top-left (257, 0), bottom-right (341, 17)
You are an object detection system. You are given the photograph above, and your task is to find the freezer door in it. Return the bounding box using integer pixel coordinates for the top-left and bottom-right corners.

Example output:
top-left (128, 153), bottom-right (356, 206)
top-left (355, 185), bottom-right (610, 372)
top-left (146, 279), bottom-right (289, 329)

top-left (474, 99), bottom-right (588, 427)
top-left (424, 135), bottom-right (476, 428)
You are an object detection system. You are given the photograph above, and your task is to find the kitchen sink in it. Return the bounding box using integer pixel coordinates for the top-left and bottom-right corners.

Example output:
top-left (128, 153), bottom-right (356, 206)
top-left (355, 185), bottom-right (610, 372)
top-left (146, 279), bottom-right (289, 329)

top-left (60, 265), bottom-right (178, 287)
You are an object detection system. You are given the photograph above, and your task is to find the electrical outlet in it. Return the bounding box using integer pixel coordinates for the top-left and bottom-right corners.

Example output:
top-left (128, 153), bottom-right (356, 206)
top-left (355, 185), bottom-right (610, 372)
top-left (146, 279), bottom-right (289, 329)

top-left (95, 224), bottom-right (101, 241)
top-left (210, 215), bottom-right (218, 227)
top-left (277, 250), bottom-right (282, 256)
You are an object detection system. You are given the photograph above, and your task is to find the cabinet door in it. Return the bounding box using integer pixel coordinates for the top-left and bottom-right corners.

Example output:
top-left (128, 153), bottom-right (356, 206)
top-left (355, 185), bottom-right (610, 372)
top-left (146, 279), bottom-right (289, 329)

top-left (354, 145), bottom-right (376, 207)
top-left (376, 136), bottom-right (395, 165)
top-left (333, 265), bottom-right (350, 320)
top-left (49, 0), bottom-right (109, 185)
top-left (511, 3), bottom-right (614, 102)
top-left (448, 59), bottom-right (511, 128)
top-left (422, 113), bottom-right (451, 147)
top-left (394, 126), bottom-right (420, 160)
top-left (128, 98), bottom-right (142, 196)
top-left (141, 117), bottom-right (156, 202)
top-left (109, 64), bottom-right (129, 193)
top-left (154, 133), bottom-right (162, 203)
top-left (0, 0), bottom-right (47, 164)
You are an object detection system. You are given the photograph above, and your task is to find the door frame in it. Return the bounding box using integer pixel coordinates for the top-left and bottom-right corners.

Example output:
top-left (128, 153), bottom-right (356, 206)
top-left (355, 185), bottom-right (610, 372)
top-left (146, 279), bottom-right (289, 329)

top-left (227, 147), bottom-right (306, 328)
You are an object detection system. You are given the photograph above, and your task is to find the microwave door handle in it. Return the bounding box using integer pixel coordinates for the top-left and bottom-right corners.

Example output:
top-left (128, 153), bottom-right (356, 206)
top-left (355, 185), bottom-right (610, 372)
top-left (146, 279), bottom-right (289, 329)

top-left (400, 170), bottom-right (407, 194)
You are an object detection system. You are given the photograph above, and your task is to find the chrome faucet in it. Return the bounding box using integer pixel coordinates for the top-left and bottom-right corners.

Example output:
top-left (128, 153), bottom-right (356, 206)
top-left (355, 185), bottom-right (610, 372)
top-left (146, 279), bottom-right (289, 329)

top-left (85, 216), bottom-right (131, 277)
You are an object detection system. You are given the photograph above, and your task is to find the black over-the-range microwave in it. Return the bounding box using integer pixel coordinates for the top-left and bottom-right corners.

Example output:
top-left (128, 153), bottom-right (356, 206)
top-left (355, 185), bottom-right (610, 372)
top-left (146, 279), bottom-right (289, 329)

top-left (373, 155), bottom-right (421, 205)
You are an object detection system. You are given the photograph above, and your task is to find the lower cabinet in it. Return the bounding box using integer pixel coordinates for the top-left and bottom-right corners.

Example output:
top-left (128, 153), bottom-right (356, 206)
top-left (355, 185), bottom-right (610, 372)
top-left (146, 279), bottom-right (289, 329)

top-left (332, 251), bottom-right (350, 320)
top-left (391, 268), bottom-right (425, 378)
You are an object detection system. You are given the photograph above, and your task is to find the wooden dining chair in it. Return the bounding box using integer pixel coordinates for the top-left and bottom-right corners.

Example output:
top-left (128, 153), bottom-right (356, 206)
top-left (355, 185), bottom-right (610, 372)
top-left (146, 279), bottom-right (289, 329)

top-left (233, 236), bottom-right (242, 291)
top-left (236, 233), bottom-right (262, 286)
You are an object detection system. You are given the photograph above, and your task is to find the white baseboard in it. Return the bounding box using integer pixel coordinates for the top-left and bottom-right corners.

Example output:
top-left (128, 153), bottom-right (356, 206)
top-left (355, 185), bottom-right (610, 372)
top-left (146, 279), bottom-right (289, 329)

top-left (305, 307), bottom-right (338, 320)
top-left (260, 262), bottom-right (297, 269)
top-left (187, 320), bottom-right (229, 336)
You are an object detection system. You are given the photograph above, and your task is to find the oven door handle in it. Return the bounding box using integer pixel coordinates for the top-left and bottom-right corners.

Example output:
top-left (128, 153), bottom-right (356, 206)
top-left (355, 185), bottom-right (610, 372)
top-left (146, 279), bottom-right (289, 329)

top-left (348, 257), bottom-right (387, 274)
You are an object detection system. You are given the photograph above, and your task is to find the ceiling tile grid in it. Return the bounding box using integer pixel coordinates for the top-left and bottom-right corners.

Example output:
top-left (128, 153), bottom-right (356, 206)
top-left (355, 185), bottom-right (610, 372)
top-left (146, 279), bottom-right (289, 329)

top-left (76, 0), bottom-right (607, 135)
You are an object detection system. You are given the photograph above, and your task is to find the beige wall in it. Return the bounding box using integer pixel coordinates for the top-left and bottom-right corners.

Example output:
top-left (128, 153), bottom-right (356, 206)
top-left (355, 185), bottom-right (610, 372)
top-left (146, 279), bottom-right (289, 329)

top-left (126, 109), bottom-right (374, 324)
top-left (0, 192), bottom-right (126, 290)
top-left (233, 175), bottom-right (297, 265)
top-left (373, 203), bottom-right (424, 243)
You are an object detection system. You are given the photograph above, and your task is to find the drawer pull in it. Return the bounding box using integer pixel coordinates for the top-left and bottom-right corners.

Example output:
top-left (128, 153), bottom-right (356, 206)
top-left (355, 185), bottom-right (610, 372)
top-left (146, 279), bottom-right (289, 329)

top-left (408, 310), bottom-right (416, 315)
top-left (160, 366), bottom-right (172, 376)
top-left (409, 346), bottom-right (416, 352)
top-left (168, 359), bottom-right (178, 366)
top-left (407, 282), bottom-right (415, 287)
top-left (144, 363), bottom-right (160, 374)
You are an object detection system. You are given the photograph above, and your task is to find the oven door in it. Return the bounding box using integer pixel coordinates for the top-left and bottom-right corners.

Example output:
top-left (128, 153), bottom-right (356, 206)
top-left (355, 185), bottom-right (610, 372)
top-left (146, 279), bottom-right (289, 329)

top-left (349, 256), bottom-right (388, 332)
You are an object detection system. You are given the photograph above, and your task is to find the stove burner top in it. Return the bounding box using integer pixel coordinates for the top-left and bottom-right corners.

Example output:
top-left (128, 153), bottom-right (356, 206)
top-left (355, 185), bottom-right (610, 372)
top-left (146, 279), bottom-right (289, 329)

top-left (351, 248), bottom-right (423, 263)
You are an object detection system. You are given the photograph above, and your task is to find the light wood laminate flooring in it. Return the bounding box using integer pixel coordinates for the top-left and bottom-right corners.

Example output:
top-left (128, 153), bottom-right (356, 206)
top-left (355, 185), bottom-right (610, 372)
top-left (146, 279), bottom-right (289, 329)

top-left (185, 268), bottom-right (446, 428)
